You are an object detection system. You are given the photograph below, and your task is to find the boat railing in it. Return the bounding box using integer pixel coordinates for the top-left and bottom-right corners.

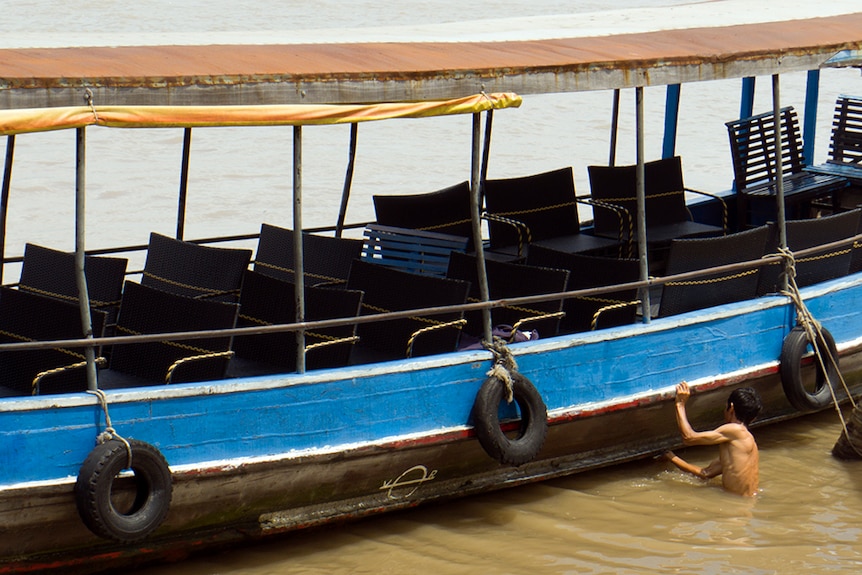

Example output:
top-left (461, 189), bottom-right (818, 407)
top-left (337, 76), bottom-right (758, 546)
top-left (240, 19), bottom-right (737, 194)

top-left (1, 232), bottom-right (859, 356)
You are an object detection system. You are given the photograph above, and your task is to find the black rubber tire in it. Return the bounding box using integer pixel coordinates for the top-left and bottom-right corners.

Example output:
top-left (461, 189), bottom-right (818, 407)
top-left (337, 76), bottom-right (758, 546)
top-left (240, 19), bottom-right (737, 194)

top-left (779, 325), bottom-right (839, 412)
top-left (472, 373), bottom-right (548, 466)
top-left (75, 438), bottom-right (172, 542)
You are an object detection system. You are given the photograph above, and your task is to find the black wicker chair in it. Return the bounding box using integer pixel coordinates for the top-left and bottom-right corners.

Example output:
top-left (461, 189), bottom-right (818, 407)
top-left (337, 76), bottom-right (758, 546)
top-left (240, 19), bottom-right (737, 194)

top-left (373, 180), bottom-right (475, 243)
top-left (483, 167), bottom-right (622, 260)
top-left (233, 269), bottom-right (362, 373)
top-left (446, 251), bottom-right (569, 339)
top-left (727, 107), bottom-right (848, 226)
top-left (659, 225), bottom-right (770, 317)
top-left (254, 223), bottom-right (363, 286)
top-left (587, 156), bottom-right (725, 265)
top-left (757, 209), bottom-right (862, 295)
top-left (346, 259), bottom-right (470, 363)
top-left (141, 232), bottom-right (252, 302)
top-left (0, 286), bottom-right (107, 396)
top-left (526, 245), bottom-right (640, 333)
top-left (108, 281), bottom-right (238, 386)
top-left (19, 243), bottom-right (127, 325)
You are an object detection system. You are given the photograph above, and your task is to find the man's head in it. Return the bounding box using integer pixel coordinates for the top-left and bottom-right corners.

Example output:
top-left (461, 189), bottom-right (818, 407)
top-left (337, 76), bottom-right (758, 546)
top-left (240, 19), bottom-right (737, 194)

top-left (727, 387), bottom-right (762, 426)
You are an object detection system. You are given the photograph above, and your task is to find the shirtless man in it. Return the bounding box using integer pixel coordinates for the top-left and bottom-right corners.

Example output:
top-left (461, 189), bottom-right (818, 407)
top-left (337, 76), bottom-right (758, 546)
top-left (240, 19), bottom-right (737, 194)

top-left (663, 381), bottom-right (762, 497)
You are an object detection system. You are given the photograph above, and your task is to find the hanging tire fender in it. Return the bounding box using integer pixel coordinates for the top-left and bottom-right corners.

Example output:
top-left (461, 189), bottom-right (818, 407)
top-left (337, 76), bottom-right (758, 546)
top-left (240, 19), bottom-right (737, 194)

top-left (472, 372), bottom-right (548, 466)
top-left (75, 438), bottom-right (173, 542)
top-left (779, 325), bottom-right (839, 412)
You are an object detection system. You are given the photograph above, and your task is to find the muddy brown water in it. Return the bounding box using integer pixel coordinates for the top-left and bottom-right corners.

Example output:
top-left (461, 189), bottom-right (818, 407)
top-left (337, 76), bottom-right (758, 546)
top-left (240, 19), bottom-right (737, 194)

top-left (133, 410), bottom-right (862, 574)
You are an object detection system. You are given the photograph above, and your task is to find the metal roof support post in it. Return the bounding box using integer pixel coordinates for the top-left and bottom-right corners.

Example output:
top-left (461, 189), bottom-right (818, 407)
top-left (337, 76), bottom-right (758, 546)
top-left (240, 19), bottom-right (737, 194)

top-left (335, 122), bottom-right (358, 238)
top-left (480, 109), bottom-right (493, 183)
top-left (802, 69), bottom-right (821, 166)
top-left (609, 89), bottom-right (621, 166)
top-left (176, 127), bottom-right (192, 240)
top-left (293, 125), bottom-right (306, 373)
top-left (75, 127), bottom-right (98, 390)
top-left (662, 84), bottom-right (681, 159)
top-left (635, 87), bottom-right (651, 323)
top-left (0, 135), bottom-right (14, 285)
top-left (773, 75), bottom-right (787, 253)
top-left (740, 77), bottom-right (756, 120)
top-left (470, 112), bottom-right (493, 343)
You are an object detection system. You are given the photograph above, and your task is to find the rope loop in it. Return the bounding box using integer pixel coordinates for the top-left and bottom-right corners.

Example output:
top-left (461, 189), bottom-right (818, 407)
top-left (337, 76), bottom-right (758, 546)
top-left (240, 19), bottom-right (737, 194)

top-left (482, 337), bottom-right (518, 403)
top-left (774, 246), bottom-right (861, 457)
top-left (86, 389), bottom-right (133, 468)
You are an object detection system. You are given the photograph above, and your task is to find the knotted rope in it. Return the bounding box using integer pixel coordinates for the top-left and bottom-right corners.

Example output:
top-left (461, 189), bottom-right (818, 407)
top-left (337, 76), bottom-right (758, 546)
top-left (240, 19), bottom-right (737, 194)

top-left (86, 388), bottom-right (133, 468)
top-left (483, 337), bottom-right (518, 403)
top-left (775, 247), bottom-right (862, 458)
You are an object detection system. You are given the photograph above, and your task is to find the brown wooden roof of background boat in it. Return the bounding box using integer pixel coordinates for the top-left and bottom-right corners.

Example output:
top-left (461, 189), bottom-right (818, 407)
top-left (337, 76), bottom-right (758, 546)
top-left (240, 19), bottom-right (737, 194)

top-left (1, 13), bottom-right (861, 108)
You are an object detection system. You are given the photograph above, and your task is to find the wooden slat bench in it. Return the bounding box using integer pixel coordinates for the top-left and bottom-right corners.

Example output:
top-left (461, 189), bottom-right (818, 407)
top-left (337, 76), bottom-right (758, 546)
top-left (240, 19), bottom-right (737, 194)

top-left (806, 94), bottom-right (862, 186)
top-left (726, 106), bottom-right (848, 226)
top-left (361, 224), bottom-right (470, 277)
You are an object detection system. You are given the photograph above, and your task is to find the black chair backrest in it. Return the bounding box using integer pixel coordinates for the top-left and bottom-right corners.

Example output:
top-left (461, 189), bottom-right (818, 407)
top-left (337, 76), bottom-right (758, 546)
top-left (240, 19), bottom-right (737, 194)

top-left (726, 106), bottom-right (806, 191)
top-left (587, 156), bottom-right (690, 236)
top-left (758, 209), bottom-right (862, 294)
top-left (526, 245), bottom-right (640, 333)
top-left (234, 269), bottom-right (362, 372)
top-left (142, 232), bottom-right (251, 302)
top-left (660, 226), bottom-right (770, 317)
top-left (110, 281), bottom-right (238, 385)
top-left (373, 181), bottom-right (474, 242)
top-left (346, 259), bottom-right (469, 360)
top-left (19, 243), bottom-right (127, 323)
top-left (828, 95), bottom-right (862, 166)
top-left (254, 223), bottom-right (363, 285)
top-left (0, 286), bottom-right (107, 395)
top-left (483, 167), bottom-right (581, 249)
top-left (446, 251), bottom-right (569, 338)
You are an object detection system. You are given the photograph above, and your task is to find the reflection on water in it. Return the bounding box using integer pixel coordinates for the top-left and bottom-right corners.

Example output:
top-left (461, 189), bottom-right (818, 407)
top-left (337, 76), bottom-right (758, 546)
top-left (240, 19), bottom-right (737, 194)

top-left (134, 410), bottom-right (862, 574)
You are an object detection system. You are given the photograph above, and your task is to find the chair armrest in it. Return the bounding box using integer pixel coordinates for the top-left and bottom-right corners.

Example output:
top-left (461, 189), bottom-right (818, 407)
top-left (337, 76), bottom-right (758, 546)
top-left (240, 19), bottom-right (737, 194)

top-left (406, 318), bottom-right (467, 357)
top-left (166, 350), bottom-right (234, 384)
top-left (684, 187), bottom-right (728, 234)
top-left (32, 356), bottom-right (107, 395)
top-left (510, 311), bottom-right (566, 340)
top-left (482, 212), bottom-right (532, 258)
top-left (590, 299), bottom-right (641, 331)
top-left (305, 334), bottom-right (359, 353)
top-left (577, 197), bottom-right (633, 258)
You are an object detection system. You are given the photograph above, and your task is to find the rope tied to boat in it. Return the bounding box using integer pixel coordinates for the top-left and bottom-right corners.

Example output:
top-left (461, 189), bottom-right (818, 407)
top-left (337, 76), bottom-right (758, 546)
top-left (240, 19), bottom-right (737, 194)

top-left (86, 388), bottom-right (133, 469)
top-left (84, 88), bottom-right (99, 123)
top-left (775, 247), bottom-right (862, 458)
top-left (483, 337), bottom-right (518, 403)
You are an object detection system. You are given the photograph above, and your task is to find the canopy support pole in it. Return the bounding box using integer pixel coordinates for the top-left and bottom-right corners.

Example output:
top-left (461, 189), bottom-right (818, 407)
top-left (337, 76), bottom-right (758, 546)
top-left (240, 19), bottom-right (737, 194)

top-left (635, 87), bottom-right (651, 323)
top-left (293, 125), bottom-right (306, 373)
top-left (802, 70), bottom-right (820, 166)
top-left (335, 123), bottom-right (358, 238)
top-left (75, 127), bottom-right (98, 391)
top-left (176, 127), bottom-right (192, 240)
top-left (773, 75), bottom-right (788, 255)
top-left (480, 109), bottom-right (494, 183)
top-left (662, 84), bottom-right (681, 159)
top-left (0, 135), bottom-right (15, 285)
top-left (470, 112), bottom-right (492, 343)
top-left (609, 89), bottom-right (621, 166)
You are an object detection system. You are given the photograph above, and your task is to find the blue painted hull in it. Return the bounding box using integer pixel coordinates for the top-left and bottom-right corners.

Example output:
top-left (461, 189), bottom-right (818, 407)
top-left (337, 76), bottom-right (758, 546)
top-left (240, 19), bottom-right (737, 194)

top-left (3, 273), bottom-right (862, 573)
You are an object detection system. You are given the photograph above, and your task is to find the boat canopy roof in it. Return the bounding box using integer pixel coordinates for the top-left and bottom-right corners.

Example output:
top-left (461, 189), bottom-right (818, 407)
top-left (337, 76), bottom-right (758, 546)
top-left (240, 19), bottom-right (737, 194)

top-left (1, 7), bottom-right (861, 112)
top-left (0, 92), bottom-right (521, 135)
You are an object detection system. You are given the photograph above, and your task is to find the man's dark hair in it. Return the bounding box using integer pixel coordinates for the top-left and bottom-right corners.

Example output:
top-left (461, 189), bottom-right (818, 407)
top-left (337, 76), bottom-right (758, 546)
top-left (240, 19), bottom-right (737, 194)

top-left (728, 387), bottom-right (762, 426)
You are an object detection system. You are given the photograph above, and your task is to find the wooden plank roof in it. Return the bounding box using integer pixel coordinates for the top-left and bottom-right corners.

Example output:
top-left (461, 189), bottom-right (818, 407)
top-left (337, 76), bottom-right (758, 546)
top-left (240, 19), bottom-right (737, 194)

top-left (1, 12), bottom-right (861, 109)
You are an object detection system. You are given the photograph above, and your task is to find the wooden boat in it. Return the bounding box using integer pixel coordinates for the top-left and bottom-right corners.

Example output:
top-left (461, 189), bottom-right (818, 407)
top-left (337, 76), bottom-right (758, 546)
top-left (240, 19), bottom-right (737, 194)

top-left (2, 3), bottom-right (862, 573)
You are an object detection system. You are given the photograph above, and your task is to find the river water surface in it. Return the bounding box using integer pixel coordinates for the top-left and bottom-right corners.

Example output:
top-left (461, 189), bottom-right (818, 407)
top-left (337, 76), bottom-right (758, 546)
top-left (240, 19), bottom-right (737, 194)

top-left (3, 1), bottom-right (862, 573)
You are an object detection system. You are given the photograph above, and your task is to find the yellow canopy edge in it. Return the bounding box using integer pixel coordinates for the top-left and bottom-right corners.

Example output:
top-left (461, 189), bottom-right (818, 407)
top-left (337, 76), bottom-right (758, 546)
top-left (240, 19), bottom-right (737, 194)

top-left (0, 93), bottom-right (521, 135)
